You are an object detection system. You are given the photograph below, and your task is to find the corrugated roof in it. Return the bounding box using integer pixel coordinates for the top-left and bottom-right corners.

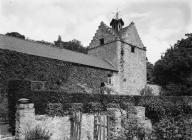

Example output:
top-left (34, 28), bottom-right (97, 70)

top-left (0, 34), bottom-right (118, 71)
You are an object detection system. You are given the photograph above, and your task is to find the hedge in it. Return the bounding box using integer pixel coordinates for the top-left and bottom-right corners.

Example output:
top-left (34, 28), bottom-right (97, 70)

top-left (8, 80), bottom-right (192, 134)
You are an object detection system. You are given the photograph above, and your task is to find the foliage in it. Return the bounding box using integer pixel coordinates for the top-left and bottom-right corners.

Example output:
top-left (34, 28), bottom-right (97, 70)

top-left (122, 117), bottom-right (145, 140)
top-left (25, 126), bottom-right (52, 140)
top-left (153, 33), bottom-right (192, 96)
top-left (84, 102), bottom-right (104, 113)
top-left (154, 114), bottom-right (192, 140)
top-left (0, 95), bottom-right (8, 121)
top-left (119, 105), bottom-right (146, 140)
top-left (138, 96), bottom-right (192, 123)
top-left (5, 32), bottom-right (25, 39)
top-left (46, 103), bottom-right (66, 116)
top-left (147, 59), bottom-right (154, 83)
top-left (140, 85), bottom-right (153, 96)
top-left (54, 38), bottom-right (87, 54)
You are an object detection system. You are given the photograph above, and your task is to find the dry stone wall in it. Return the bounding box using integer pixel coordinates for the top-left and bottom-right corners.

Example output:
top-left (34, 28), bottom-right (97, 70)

top-left (15, 99), bottom-right (152, 140)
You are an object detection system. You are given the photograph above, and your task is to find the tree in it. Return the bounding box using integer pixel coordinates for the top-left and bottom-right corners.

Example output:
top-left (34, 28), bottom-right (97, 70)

top-left (54, 38), bottom-right (87, 54)
top-left (146, 59), bottom-right (154, 83)
top-left (6, 32), bottom-right (25, 39)
top-left (154, 115), bottom-right (192, 140)
top-left (153, 33), bottom-right (192, 96)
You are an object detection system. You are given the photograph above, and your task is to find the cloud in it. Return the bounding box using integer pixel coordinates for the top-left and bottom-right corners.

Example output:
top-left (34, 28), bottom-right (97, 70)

top-left (0, 0), bottom-right (191, 63)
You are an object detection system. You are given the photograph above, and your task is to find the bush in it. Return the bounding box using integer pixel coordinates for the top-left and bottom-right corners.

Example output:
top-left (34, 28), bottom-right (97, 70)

top-left (0, 96), bottom-right (8, 121)
top-left (140, 86), bottom-right (153, 96)
top-left (153, 114), bottom-right (192, 140)
top-left (25, 126), bottom-right (52, 140)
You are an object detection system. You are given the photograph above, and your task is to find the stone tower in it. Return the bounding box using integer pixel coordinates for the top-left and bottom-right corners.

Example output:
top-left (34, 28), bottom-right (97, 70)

top-left (88, 15), bottom-right (146, 95)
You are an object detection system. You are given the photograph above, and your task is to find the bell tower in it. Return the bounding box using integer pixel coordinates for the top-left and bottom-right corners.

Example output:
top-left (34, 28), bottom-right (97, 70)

top-left (110, 12), bottom-right (124, 32)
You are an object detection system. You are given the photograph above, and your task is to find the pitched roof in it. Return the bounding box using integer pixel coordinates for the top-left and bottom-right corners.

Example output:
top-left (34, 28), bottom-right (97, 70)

top-left (119, 22), bottom-right (145, 49)
top-left (88, 21), bottom-right (145, 50)
top-left (0, 34), bottom-right (118, 71)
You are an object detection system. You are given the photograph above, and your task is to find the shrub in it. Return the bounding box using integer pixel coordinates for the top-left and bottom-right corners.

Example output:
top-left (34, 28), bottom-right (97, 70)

top-left (140, 85), bottom-right (153, 96)
top-left (0, 96), bottom-right (8, 121)
top-left (25, 126), bottom-right (52, 140)
top-left (120, 106), bottom-right (146, 140)
top-left (46, 103), bottom-right (65, 116)
top-left (153, 114), bottom-right (192, 140)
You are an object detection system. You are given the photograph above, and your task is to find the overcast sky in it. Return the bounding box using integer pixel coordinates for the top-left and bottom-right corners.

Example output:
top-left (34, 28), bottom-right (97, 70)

top-left (0, 0), bottom-right (192, 63)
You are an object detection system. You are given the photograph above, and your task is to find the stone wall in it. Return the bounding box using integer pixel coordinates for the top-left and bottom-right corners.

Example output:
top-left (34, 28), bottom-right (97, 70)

top-left (0, 49), bottom-right (111, 96)
top-left (120, 43), bottom-right (146, 95)
top-left (15, 99), bottom-right (152, 140)
top-left (88, 22), bottom-right (121, 93)
top-left (146, 84), bottom-right (161, 96)
top-left (15, 100), bottom-right (104, 140)
top-left (88, 42), bottom-right (118, 69)
top-left (0, 48), bottom-right (113, 126)
top-left (88, 21), bottom-right (147, 95)
top-left (88, 22), bottom-right (117, 49)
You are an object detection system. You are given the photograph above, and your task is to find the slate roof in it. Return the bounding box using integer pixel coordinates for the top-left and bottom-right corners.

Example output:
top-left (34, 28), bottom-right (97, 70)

top-left (0, 34), bottom-right (118, 71)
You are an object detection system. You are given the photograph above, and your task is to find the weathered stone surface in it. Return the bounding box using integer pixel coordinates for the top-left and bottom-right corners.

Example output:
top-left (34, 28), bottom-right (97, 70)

top-left (146, 84), bottom-right (161, 96)
top-left (120, 43), bottom-right (146, 95)
top-left (0, 48), bottom-right (112, 97)
top-left (88, 21), bottom-right (146, 95)
top-left (15, 102), bottom-right (35, 140)
top-left (36, 115), bottom-right (71, 140)
top-left (107, 107), bottom-right (122, 139)
top-left (81, 114), bottom-right (94, 140)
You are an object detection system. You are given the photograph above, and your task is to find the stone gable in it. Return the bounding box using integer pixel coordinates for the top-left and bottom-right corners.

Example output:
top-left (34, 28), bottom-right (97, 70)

top-left (120, 22), bottom-right (145, 49)
top-left (88, 19), bottom-right (147, 95)
top-left (88, 22), bottom-right (118, 49)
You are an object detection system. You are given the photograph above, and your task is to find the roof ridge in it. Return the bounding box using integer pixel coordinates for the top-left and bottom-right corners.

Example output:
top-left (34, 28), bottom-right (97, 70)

top-left (0, 34), bottom-right (55, 48)
top-left (0, 34), bottom-right (92, 56)
top-left (0, 34), bottom-right (118, 71)
top-left (120, 21), bottom-right (134, 32)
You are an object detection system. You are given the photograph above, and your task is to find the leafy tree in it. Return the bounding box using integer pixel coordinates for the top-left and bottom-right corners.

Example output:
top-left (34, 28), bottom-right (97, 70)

top-left (5, 32), bottom-right (25, 39)
top-left (154, 114), bottom-right (192, 140)
top-left (153, 33), bottom-right (192, 96)
top-left (54, 38), bottom-right (87, 54)
top-left (146, 59), bottom-right (154, 83)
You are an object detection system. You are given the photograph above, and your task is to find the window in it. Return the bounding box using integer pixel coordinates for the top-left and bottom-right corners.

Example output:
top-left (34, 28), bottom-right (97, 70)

top-left (99, 38), bottom-right (104, 45)
top-left (107, 74), bottom-right (112, 85)
top-left (131, 46), bottom-right (135, 53)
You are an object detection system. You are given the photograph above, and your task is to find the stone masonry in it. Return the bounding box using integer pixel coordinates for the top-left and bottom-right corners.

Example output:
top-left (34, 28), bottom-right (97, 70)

top-left (15, 99), bottom-right (152, 140)
top-left (15, 98), bottom-right (35, 140)
top-left (88, 18), bottom-right (147, 95)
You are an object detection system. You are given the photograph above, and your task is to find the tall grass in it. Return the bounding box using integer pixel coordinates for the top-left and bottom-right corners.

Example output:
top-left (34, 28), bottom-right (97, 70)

top-left (25, 126), bottom-right (52, 140)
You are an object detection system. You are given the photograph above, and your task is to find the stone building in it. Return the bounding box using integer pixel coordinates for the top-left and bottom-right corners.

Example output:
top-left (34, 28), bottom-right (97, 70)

top-left (88, 15), bottom-right (146, 95)
top-left (0, 15), bottom-right (146, 97)
top-left (0, 34), bottom-right (117, 95)
top-left (0, 15), bottom-right (147, 138)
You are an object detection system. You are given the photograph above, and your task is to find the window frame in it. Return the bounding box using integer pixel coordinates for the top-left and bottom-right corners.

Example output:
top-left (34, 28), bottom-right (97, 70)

top-left (131, 46), bottom-right (135, 53)
top-left (99, 38), bottom-right (104, 45)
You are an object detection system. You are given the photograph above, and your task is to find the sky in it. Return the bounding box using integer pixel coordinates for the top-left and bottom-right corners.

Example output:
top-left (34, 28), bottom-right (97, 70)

top-left (0, 0), bottom-right (192, 63)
